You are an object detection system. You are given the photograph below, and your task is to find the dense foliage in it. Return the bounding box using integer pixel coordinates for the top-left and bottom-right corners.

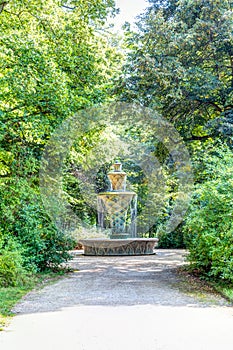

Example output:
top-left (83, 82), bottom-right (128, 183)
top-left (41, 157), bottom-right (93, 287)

top-left (0, 0), bottom-right (120, 284)
top-left (118, 0), bottom-right (233, 141)
top-left (0, 237), bottom-right (26, 287)
top-left (184, 145), bottom-right (233, 282)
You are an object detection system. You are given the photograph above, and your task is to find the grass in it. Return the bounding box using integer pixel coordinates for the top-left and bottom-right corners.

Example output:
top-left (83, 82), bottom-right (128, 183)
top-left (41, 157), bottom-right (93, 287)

top-left (176, 266), bottom-right (233, 305)
top-left (0, 270), bottom-right (68, 331)
top-left (208, 281), bottom-right (233, 303)
top-left (0, 286), bottom-right (31, 331)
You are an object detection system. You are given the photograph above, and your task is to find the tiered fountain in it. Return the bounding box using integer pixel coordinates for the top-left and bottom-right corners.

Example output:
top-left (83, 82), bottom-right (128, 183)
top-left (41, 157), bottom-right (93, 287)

top-left (80, 162), bottom-right (158, 255)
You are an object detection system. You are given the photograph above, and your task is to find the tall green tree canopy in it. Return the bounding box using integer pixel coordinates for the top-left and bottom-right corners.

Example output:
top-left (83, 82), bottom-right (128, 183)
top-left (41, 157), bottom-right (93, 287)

top-left (0, 0), bottom-right (122, 271)
top-left (0, 0), bottom-right (119, 160)
top-left (118, 0), bottom-right (233, 142)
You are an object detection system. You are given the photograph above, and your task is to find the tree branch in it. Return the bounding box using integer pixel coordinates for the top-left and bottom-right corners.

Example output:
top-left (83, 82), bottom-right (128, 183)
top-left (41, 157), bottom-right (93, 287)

top-left (185, 135), bottom-right (212, 142)
top-left (195, 99), bottom-right (222, 113)
top-left (0, 2), bottom-right (7, 14)
top-left (61, 5), bottom-right (77, 10)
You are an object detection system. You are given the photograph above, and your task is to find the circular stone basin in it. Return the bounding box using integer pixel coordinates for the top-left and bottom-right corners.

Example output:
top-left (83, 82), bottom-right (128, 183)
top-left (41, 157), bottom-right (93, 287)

top-left (79, 238), bottom-right (158, 256)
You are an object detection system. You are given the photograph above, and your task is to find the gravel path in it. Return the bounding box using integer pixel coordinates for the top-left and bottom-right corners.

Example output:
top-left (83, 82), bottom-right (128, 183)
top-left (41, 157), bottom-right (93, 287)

top-left (1, 249), bottom-right (233, 350)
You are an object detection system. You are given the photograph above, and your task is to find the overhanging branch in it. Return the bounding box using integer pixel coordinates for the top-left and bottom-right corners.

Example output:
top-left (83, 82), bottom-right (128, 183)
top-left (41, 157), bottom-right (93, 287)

top-left (0, 1), bottom-right (7, 14)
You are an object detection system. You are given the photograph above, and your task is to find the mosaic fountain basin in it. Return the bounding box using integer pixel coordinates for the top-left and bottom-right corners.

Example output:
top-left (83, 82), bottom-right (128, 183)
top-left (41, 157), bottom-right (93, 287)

top-left (79, 238), bottom-right (158, 256)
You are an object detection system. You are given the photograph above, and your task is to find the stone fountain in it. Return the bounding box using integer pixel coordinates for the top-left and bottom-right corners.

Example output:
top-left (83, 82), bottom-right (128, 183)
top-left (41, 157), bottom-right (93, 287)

top-left (80, 162), bottom-right (158, 255)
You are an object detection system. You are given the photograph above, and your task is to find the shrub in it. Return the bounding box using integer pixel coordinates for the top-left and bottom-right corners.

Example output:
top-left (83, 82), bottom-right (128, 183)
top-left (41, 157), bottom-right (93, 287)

top-left (14, 203), bottom-right (76, 271)
top-left (0, 238), bottom-right (26, 287)
top-left (157, 224), bottom-right (186, 249)
top-left (184, 146), bottom-right (233, 282)
top-left (0, 178), bottom-right (76, 272)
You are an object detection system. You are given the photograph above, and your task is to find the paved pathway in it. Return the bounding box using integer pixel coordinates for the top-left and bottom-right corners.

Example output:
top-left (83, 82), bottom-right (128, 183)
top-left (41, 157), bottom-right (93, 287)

top-left (1, 250), bottom-right (233, 350)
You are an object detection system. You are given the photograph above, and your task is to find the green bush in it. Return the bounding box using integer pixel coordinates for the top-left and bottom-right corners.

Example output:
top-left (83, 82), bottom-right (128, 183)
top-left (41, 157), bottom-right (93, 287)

top-left (184, 146), bottom-right (233, 282)
top-left (14, 203), bottom-right (76, 271)
top-left (0, 178), bottom-right (76, 272)
top-left (157, 224), bottom-right (186, 249)
top-left (0, 238), bottom-right (26, 287)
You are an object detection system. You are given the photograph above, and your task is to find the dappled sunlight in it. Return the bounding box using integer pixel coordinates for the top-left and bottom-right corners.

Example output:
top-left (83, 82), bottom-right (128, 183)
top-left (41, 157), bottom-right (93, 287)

top-left (10, 250), bottom-right (230, 316)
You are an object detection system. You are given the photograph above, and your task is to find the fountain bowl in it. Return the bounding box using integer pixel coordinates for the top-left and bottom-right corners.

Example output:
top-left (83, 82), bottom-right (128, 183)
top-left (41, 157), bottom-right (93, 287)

top-left (79, 238), bottom-right (158, 256)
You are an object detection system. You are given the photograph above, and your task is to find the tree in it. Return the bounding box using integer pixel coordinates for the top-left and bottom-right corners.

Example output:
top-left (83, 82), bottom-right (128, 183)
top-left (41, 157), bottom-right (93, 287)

top-left (0, 0), bottom-right (121, 272)
top-left (118, 0), bottom-right (233, 143)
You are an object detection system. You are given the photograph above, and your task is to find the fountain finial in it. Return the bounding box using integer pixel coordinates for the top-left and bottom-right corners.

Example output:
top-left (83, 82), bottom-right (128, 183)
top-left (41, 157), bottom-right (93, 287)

top-left (108, 162), bottom-right (126, 191)
top-left (113, 161), bottom-right (122, 172)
